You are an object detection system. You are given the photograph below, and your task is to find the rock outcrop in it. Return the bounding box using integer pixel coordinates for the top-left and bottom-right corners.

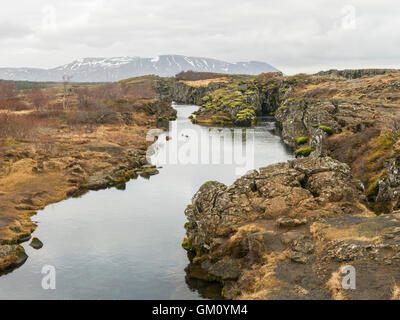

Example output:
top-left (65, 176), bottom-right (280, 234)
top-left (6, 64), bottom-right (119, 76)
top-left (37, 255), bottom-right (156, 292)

top-left (188, 72), bottom-right (283, 126)
top-left (274, 71), bottom-right (400, 213)
top-left (0, 244), bottom-right (28, 273)
top-left (173, 70), bottom-right (400, 214)
top-left (184, 157), bottom-right (400, 299)
top-left (315, 69), bottom-right (398, 79)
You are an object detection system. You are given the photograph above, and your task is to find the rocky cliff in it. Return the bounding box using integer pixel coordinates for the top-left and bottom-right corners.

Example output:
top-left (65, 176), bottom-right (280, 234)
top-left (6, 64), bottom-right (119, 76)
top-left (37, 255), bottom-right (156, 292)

top-left (182, 69), bottom-right (400, 299)
top-left (315, 69), bottom-right (398, 79)
top-left (184, 157), bottom-right (400, 299)
top-left (177, 70), bottom-right (400, 214)
top-left (274, 71), bottom-right (400, 214)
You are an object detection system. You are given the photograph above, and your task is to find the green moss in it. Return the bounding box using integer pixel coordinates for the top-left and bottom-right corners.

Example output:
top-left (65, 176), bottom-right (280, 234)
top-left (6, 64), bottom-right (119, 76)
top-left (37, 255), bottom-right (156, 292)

top-left (181, 237), bottom-right (194, 251)
top-left (15, 245), bottom-right (26, 258)
top-left (367, 133), bottom-right (395, 165)
top-left (295, 146), bottom-right (314, 157)
top-left (192, 249), bottom-right (208, 264)
top-left (201, 95), bottom-right (210, 102)
top-left (31, 237), bottom-right (40, 243)
top-left (4, 140), bottom-right (25, 147)
top-left (236, 108), bottom-right (256, 120)
top-left (277, 104), bottom-right (287, 111)
top-left (296, 136), bottom-right (308, 145)
top-left (207, 274), bottom-right (225, 285)
top-left (366, 178), bottom-right (380, 201)
top-left (230, 101), bottom-right (242, 108)
top-left (319, 125), bottom-right (334, 135)
top-left (365, 132), bottom-right (396, 194)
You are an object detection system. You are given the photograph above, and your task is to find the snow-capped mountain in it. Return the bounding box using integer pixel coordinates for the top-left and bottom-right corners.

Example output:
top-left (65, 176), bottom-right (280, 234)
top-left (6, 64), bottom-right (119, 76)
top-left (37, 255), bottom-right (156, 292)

top-left (0, 55), bottom-right (279, 82)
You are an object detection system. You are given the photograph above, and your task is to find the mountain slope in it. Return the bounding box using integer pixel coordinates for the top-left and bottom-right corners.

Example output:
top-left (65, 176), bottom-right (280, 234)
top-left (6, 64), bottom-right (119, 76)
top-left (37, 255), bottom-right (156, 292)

top-left (0, 55), bottom-right (279, 82)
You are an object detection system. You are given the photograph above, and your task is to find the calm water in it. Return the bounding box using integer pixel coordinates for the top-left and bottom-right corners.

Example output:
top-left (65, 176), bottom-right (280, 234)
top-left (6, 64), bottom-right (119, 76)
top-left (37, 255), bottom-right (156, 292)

top-left (0, 105), bottom-right (293, 299)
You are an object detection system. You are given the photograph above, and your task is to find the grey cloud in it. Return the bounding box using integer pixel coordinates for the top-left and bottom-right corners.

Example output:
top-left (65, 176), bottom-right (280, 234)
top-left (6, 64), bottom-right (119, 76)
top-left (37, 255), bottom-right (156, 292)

top-left (0, 22), bottom-right (32, 40)
top-left (0, 0), bottom-right (398, 74)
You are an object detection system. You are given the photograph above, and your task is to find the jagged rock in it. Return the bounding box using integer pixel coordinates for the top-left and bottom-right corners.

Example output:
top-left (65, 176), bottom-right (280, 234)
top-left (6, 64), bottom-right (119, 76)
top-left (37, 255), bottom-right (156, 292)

top-left (203, 257), bottom-right (241, 280)
top-left (286, 250), bottom-right (309, 264)
top-left (0, 244), bottom-right (28, 272)
top-left (315, 69), bottom-right (398, 79)
top-left (183, 157), bottom-right (400, 299)
top-left (276, 217), bottom-right (307, 228)
top-left (29, 237), bottom-right (43, 249)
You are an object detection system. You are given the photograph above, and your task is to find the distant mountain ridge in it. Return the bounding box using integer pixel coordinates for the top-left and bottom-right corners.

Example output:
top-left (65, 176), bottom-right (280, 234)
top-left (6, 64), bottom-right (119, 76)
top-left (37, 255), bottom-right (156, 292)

top-left (0, 55), bottom-right (279, 82)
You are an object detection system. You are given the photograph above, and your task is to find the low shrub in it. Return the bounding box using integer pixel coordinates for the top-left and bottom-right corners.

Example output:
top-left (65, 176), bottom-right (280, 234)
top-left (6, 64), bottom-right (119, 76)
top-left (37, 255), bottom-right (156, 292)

top-left (0, 113), bottom-right (54, 139)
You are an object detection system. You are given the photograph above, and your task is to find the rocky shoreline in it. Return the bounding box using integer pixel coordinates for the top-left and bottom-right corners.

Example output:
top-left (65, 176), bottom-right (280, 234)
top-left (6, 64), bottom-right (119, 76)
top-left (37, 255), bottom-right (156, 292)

top-left (171, 69), bottom-right (400, 214)
top-left (183, 157), bottom-right (400, 299)
top-left (0, 131), bottom-right (165, 273)
top-left (181, 69), bottom-right (400, 299)
top-left (0, 77), bottom-right (176, 273)
top-left (1, 69), bottom-right (400, 299)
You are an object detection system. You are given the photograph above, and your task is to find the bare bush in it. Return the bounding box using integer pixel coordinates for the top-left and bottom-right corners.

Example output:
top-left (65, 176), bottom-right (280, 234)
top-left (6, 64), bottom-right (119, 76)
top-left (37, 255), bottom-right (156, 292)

top-left (75, 87), bottom-right (94, 109)
top-left (65, 103), bottom-right (118, 125)
top-left (0, 113), bottom-right (39, 139)
top-left (29, 87), bottom-right (49, 110)
top-left (0, 98), bottom-right (29, 111)
top-left (0, 82), bottom-right (17, 102)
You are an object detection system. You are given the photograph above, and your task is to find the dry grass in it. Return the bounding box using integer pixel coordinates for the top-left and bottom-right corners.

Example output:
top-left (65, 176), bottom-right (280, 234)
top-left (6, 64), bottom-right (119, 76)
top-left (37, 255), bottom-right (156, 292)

top-left (175, 70), bottom-right (227, 81)
top-left (391, 285), bottom-right (400, 299)
top-left (181, 77), bottom-right (229, 88)
top-left (0, 112), bottom-right (57, 140)
top-left (326, 269), bottom-right (347, 300)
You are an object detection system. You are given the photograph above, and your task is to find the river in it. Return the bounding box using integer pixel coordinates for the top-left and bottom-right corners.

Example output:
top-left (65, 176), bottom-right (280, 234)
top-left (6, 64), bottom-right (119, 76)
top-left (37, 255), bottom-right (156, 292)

top-left (0, 104), bottom-right (293, 299)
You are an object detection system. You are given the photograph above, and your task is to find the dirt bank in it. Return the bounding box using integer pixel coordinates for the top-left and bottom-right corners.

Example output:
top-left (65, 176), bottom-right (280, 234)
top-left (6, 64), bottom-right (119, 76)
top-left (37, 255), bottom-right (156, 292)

top-left (0, 76), bottom-right (176, 273)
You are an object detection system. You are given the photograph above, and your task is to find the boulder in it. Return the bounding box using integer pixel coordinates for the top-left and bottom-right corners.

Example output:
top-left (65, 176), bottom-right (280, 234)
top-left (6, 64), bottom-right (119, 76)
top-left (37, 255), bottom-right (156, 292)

top-left (29, 237), bottom-right (43, 249)
top-left (183, 157), bottom-right (400, 299)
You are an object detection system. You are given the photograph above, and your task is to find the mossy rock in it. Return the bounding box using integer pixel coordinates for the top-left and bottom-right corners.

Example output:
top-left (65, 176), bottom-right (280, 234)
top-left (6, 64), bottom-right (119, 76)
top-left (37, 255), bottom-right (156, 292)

top-left (29, 237), bottom-right (43, 250)
top-left (296, 136), bottom-right (308, 145)
top-left (277, 104), bottom-right (287, 111)
top-left (193, 254), bottom-right (208, 264)
top-left (295, 146), bottom-right (315, 157)
top-left (182, 237), bottom-right (194, 251)
top-left (184, 222), bottom-right (192, 229)
top-left (319, 125), bottom-right (334, 135)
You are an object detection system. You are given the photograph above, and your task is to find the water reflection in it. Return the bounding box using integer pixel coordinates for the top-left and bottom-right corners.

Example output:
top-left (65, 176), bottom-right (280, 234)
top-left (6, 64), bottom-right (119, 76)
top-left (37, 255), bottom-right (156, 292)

top-left (0, 105), bottom-right (293, 299)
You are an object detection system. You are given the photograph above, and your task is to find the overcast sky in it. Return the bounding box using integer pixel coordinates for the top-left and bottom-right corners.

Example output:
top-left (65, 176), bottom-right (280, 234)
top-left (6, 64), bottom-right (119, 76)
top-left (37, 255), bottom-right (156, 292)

top-left (0, 0), bottom-right (398, 74)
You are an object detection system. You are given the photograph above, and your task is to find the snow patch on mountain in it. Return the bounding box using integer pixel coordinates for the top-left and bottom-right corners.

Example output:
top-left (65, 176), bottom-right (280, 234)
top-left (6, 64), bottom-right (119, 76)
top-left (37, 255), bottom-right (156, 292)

top-left (0, 55), bottom-right (279, 82)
